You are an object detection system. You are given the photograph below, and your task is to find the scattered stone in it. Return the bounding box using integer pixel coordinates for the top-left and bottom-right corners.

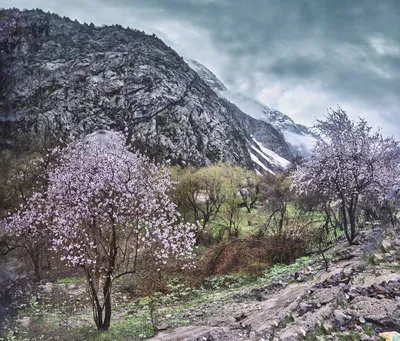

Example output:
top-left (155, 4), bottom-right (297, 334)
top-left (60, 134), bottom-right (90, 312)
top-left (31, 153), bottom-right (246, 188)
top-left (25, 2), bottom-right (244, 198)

top-left (347, 296), bottom-right (400, 327)
top-left (298, 302), bottom-right (312, 314)
top-left (41, 282), bottom-right (54, 294)
top-left (372, 283), bottom-right (390, 294)
top-left (335, 246), bottom-right (359, 261)
top-left (156, 323), bottom-right (170, 331)
top-left (323, 322), bottom-right (333, 333)
top-left (234, 313), bottom-right (247, 322)
top-left (343, 266), bottom-right (353, 277)
top-left (333, 310), bottom-right (350, 325)
top-left (373, 254), bottom-right (384, 263)
top-left (18, 316), bottom-right (32, 328)
top-left (318, 271), bottom-right (353, 289)
top-left (381, 240), bottom-right (392, 253)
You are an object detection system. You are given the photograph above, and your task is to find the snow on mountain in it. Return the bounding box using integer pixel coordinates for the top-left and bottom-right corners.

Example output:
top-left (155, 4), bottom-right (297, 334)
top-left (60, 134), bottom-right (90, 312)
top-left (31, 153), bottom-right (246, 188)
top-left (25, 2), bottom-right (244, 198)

top-left (186, 58), bottom-right (318, 159)
top-left (185, 59), bottom-right (227, 92)
top-left (251, 137), bottom-right (291, 169)
top-left (221, 89), bottom-right (318, 155)
top-left (1, 9), bottom-right (312, 174)
top-left (282, 130), bottom-right (317, 157)
top-left (250, 152), bottom-right (275, 174)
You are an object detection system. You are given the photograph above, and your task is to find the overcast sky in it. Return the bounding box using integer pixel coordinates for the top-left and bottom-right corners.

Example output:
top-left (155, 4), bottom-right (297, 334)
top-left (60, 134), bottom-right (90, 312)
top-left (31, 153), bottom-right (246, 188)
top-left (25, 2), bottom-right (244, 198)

top-left (3, 0), bottom-right (400, 137)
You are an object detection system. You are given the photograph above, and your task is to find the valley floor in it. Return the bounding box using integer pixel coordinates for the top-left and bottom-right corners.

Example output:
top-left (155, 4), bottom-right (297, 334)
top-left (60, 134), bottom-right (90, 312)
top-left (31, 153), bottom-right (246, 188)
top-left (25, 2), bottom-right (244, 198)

top-left (1, 225), bottom-right (400, 341)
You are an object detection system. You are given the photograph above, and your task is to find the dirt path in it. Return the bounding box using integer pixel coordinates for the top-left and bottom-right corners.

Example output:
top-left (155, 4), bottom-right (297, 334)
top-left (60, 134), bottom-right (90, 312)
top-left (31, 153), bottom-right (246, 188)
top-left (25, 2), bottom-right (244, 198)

top-left (149, 227), bottom-right (400, 341)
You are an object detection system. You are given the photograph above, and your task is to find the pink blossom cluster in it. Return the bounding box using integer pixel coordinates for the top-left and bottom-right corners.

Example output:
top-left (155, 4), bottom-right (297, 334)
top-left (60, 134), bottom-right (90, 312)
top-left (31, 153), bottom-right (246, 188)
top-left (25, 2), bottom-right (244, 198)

top-left (6, 131), bottom-right (196, 275)
top-left (291, 109), bottom-right (399, 209)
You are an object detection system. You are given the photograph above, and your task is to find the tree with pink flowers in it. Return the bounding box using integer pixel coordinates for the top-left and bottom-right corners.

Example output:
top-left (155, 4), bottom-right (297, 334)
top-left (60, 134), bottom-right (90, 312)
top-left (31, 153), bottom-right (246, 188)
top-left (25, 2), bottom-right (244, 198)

top-left (5, 131), bottom-right (196, 331)
top-left (291, 108), bottom-right (399, 244)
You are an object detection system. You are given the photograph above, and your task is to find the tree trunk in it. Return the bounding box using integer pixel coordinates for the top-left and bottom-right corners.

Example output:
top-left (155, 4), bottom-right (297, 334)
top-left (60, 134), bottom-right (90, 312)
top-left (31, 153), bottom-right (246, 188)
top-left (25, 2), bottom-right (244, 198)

top-left (33, 257), bottom-right (41, 282)
top-left (340, 201), bottom-right (351, 244)
top-left (28, 248), bottom-right (41, 282)
top-left (347, 206), bottom-right (357, 245)
top-left (101, 277), bottom-right (112, 331)
top-left (94, 300), bottom-right (103, 330)
top-left (90, 277), bottom-right (113, 331)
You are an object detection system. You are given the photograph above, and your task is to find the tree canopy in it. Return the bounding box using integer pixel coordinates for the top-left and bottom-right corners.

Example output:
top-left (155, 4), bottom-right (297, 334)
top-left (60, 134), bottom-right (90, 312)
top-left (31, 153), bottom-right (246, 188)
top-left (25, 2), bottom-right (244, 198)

top-left (291, 108), bottom-right (399, 244)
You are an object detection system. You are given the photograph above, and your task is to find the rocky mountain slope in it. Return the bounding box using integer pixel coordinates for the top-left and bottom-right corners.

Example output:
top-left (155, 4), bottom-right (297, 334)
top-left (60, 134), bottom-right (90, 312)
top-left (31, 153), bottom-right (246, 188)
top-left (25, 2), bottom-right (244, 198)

top-left (1, 8), bottom-right (317, 172)
top-left (1, 9), bottom-right (253, 167)
top-left (186, 59), bottom-right (318, 157)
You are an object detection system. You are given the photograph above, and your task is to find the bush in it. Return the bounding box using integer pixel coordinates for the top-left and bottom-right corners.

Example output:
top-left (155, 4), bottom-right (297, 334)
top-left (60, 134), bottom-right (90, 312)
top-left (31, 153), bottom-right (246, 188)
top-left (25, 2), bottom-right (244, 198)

top-left (263, 225), bottom-right (313, 264)
top-left (201, 224), bottom-right (313, 276)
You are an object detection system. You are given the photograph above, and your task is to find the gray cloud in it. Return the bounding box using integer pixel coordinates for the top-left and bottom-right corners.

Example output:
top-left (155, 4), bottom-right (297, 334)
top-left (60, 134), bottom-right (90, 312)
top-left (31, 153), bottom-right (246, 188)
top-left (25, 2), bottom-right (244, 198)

top-left (3, 0), bottom-right (400, 137)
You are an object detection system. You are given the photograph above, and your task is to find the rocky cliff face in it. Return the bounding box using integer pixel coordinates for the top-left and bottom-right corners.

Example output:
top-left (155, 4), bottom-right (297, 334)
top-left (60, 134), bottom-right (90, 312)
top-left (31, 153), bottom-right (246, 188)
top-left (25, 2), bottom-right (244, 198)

top-left (1, 9), bottom-right (252, 167)
top-left (1, 8), bottom-right (313, 171)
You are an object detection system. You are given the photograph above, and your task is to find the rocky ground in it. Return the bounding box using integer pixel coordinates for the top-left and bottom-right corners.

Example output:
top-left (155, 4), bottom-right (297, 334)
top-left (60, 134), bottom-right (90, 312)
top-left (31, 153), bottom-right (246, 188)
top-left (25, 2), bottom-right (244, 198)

top-left (150, 226), bottom-right (400, 341)
top-left (1, 225), bottom-right (399, 341)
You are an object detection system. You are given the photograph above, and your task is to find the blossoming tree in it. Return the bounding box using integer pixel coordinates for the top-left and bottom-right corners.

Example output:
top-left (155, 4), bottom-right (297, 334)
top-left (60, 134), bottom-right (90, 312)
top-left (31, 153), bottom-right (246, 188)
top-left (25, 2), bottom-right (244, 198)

top-left (6, 131), bottom-right (196, 331)
top-left (291, 108), bottom-right (399, 244)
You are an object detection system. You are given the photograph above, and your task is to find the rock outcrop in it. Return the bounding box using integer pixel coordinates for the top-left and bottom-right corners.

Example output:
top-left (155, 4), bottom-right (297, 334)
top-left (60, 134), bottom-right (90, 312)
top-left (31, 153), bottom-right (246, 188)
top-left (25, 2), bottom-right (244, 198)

top-left (1, 9), bottom-right (253, 167)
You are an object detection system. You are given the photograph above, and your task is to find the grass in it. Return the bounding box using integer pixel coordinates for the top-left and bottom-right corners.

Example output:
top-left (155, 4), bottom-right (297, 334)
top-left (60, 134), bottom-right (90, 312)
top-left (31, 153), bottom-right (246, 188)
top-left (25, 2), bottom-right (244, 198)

top-left (73, 310), bottom-right (155, 341)
top-left (2, 249), bottom-right (322, 341)
top-left (208, 203), bottom-right (331, 236)
top-left (3, 200), bottom-right (350, 341)
top-left (55, 276), bottom-right (85, 284)
top-left (4, 298), bottom-right (155, 341)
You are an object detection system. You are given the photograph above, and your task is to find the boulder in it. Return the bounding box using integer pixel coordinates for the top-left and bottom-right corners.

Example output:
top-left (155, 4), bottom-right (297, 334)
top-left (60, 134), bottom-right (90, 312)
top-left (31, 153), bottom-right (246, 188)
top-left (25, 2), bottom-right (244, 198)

top-left (346, 296), bottom-right (400, 328)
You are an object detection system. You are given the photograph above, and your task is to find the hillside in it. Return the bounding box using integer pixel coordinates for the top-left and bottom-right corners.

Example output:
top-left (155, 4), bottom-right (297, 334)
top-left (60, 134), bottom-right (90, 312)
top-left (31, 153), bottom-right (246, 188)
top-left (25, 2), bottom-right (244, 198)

top-left (1, 224), bottom-right (399, 340)
top-left (150, 225), bottom-right (400, 341)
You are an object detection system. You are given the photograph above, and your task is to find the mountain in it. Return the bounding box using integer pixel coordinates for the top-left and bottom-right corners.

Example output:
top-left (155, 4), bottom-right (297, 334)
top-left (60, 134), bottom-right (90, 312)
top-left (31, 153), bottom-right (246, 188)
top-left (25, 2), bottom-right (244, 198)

top-left (186, 59), bottom-right (318, 157)
top-left (0, 9), bottom-right (252, 168)
top-left (0, 8), bottom-right (312, 172)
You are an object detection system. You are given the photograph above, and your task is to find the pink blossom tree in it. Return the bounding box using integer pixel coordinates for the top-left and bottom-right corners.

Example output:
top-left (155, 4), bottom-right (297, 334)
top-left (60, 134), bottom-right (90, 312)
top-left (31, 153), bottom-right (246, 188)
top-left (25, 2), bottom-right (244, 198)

top-left (291, 108), bottom-right (399, 244)
top-left (5, 131), bottom-right (196, 331)
top-left (4, 192), bottom-right (50, 282)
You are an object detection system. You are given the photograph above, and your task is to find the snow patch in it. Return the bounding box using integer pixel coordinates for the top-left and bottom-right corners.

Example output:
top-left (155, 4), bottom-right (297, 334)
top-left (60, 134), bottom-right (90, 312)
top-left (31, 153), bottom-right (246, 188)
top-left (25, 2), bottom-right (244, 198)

top-left (252, 138), bottom-right (291, 168)
top-left (250, 152), bottom-right (275, 174)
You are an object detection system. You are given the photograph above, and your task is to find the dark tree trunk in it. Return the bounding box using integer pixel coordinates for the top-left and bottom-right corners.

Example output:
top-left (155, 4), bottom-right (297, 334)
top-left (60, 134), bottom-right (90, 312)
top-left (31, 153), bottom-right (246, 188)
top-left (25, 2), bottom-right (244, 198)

top-left (340, 201), bottom-right (351, 244)
top-left (33, 257), bottom-right (41, 282)
top-left (101, 277), bottom-right (112, 331)
top-left (94, 300), bottom-right (103, 330)
top-left (89, 276), bottom-right (113, 331)
top-left (28, 248), bottom-right (41, 282)
top-left (348, 206), bottom-right (357, 245)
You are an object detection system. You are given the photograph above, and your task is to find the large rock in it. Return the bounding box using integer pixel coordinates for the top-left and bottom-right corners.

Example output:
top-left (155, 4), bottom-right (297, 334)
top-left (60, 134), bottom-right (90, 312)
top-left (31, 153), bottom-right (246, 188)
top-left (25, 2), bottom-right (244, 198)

top-left (346, 296), bottom-right (400, 328)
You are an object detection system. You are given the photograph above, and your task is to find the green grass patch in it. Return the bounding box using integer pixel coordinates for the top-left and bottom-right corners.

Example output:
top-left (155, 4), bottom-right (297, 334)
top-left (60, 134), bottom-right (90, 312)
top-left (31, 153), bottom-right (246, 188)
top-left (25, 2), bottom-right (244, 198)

top-left (55, 276), bottom-right (84, 284)
top-left (73, 310), bottom-right (155, 340)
